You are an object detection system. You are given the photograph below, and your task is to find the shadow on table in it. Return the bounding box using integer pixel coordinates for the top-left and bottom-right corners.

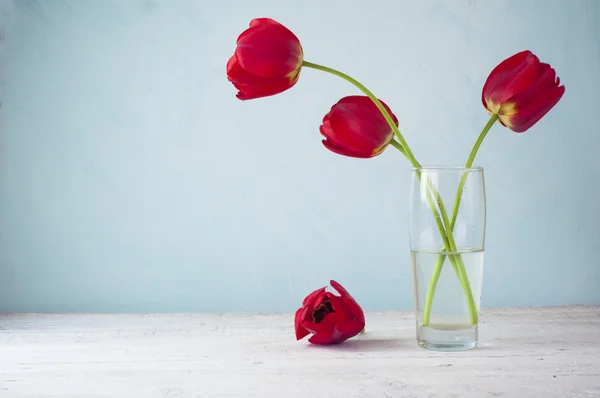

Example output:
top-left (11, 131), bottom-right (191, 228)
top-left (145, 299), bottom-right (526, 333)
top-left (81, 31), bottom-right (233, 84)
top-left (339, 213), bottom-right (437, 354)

top-left (310, 337), bottom-right (408, 352)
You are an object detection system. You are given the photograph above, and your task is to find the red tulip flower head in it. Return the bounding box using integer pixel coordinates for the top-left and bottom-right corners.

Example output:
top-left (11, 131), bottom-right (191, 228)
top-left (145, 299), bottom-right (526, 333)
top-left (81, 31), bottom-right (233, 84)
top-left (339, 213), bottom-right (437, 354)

top-left (227, 18), bottom-right (304, 100)
top-left (482, 50), bottom-right (565, 133)
top-left (320, 96), bottom-right (399, 158)
top-left (295, 280), bottom-right (366, 345)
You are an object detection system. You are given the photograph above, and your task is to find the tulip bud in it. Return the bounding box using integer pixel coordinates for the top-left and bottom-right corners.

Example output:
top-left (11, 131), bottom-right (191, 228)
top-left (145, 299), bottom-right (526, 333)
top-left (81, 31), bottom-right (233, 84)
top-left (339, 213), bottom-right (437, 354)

top-left (320, 96), bottom-right (399, 158)
top-left (482, 50), bottom-right (565, 133)
top-left (227, 18), bottom-right (303, 100)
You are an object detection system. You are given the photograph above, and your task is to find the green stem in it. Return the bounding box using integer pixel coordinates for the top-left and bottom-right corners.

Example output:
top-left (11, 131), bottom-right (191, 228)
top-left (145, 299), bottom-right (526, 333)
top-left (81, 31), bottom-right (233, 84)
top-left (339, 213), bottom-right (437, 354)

top-left (424, 177), bottom-right (479, 324)
top-left (303, 60), bottom-right (479, 326)
top-left (388, 139), bottom-right (406, 156)
top-left (391, 142), bottom-right (478, 324)
top-left (449, 113), bottom-right (499, 230)
top-left (422, 252), bottom-right (446, 325)
top-left (302, 61), bottom-right (420, 168)
top-left (421, 113), bottom-right (499, 326)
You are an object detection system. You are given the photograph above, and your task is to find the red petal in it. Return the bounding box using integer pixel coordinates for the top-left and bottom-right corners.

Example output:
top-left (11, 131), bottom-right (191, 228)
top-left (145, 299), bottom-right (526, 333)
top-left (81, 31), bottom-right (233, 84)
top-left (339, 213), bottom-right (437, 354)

top-left (320, 104), bottom-right (374, 158)
top-left (482, 50), bottom-right (539, 112)
top-left (301, 296), bottom-right (325, 324)
top-left (330, 280), bottom-right (366, 325)
top-left (335, 319), bottom-right (365, 340)
top-left (500, 85), bottom-right (565, 132)
top-left (301, 286), bottom-right (327, 307)
top-left (294, 307), bottom-right (310, 340)
top-left (226, 54), bottom-right (300, 100)
top-left (300, 320), bottom-right (335, 336)
top-left (307, 333), bottom-right (337, 345)
top-left (236, 19), bottom-right (303, 78)
top-left (334, 96), bottom-right (399, 127)
top-left (321, 138), bottom-right (374, 158)
top-left (293, 287), bottom-right (327, 340)
top-left (306, 319), bottom-right (364, 345)
top-left (500, 63), bottom-right (558, 114)
top-left (319, 313), bottom-right (346, 330)
top-left (318, 294), bottom-right (347, 326)
top-left (326, 290), bottom-right (349, 318)
top-left (322, 110), bottom-right (381, 153)
top-left (249, 17), bottom-right (280, 28)
top-left (321, 114), bottom-right (332, 133)
top-left (329, 279), bottom-right (351, 298)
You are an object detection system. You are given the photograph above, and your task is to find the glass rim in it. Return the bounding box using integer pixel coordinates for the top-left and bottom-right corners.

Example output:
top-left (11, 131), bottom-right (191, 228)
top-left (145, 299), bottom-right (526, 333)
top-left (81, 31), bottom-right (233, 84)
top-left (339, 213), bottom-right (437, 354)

top-left (410, 165), bottom-right (483, 172)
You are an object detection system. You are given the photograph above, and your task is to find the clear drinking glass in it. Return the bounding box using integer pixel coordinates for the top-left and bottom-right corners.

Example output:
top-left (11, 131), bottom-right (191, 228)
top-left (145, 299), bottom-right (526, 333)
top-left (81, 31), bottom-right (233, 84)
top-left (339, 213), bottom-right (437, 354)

top-left (409, 166), bottom-right (486, 351)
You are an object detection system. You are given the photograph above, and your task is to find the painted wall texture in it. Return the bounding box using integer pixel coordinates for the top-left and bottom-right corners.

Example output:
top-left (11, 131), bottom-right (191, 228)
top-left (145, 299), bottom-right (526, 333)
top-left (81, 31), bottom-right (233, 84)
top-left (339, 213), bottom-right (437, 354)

top-left (0, 0), bottom-right (599, 313)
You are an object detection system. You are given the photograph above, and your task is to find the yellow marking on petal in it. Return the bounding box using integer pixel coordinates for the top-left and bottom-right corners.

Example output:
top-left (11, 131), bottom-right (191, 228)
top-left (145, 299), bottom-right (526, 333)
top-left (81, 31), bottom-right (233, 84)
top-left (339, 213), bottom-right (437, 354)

top-left (372, 146), bottom-right (386, 156)
top-left (499, 114), bottom-right (514, 128)
top-left (286, 66), bottom-right (302, 84)
top-left (372, 131), bottom-right (395, 156)
top-left (485, 100), bottom-right (501, 114)
top-left (499, 101), bottom-right (518, 116)
top-left (282, 49), bottom-right (304, 82)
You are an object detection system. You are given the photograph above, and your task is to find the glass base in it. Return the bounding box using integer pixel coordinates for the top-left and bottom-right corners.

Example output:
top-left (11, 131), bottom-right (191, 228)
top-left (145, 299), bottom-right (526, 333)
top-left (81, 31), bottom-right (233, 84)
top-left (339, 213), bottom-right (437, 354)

top-left (417, 324), bottom-right (478, 351)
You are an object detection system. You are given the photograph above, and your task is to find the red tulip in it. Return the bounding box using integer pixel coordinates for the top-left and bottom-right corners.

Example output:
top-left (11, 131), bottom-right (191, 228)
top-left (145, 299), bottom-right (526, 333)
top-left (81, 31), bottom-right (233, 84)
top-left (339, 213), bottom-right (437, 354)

top-left (226, 18), bottom-right (304, 100)
top-left (295, 280), bottom-right (366, 345)
top-left (482, 50), bottom-right (565, 133)
top-left (320, 96), bottom-right (399, 158)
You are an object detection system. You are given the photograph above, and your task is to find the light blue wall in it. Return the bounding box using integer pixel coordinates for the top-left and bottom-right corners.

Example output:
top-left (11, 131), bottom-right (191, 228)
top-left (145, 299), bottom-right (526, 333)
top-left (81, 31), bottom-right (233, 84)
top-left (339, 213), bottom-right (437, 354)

top-left (0, 0), bottom-right (598, 313)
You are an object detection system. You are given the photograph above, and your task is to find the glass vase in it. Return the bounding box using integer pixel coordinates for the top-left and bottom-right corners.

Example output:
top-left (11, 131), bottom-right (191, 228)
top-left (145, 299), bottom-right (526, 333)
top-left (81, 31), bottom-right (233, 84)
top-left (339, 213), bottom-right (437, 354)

top-left (408, 166), bottom-right (486, 351)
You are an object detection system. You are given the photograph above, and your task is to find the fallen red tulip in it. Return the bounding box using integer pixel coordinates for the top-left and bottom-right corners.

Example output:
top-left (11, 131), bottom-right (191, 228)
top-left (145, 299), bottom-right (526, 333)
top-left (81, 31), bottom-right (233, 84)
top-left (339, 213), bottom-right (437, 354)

top-left (295, 280), bottom-right (366, 345)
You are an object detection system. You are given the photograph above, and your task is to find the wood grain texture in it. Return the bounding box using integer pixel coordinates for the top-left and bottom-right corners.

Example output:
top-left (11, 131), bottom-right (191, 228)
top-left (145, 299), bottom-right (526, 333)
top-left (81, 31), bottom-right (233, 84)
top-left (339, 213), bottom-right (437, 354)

top-left (1, 306), bottom-right (599, 397)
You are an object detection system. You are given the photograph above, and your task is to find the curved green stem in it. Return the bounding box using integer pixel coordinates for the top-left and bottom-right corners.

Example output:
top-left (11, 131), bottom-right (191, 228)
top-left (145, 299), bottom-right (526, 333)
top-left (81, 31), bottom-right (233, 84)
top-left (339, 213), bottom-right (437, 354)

top-left (303, 60), bottom-right (480, 327)
top-left (302, 61), bottom-right (420, 168)
top-left (389, 139), bottom-right (406, 156)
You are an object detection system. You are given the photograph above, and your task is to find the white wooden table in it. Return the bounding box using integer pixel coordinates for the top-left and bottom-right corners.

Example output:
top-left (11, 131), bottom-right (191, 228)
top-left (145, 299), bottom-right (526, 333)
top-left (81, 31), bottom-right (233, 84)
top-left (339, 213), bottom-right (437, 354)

top-left (1, 306), bottom-right (599, 397)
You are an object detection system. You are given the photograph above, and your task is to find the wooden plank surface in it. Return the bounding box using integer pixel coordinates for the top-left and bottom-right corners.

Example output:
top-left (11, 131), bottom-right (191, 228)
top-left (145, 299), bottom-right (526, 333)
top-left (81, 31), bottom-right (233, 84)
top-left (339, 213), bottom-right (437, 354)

top-left (1, 306), bottom-right (599, 397)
